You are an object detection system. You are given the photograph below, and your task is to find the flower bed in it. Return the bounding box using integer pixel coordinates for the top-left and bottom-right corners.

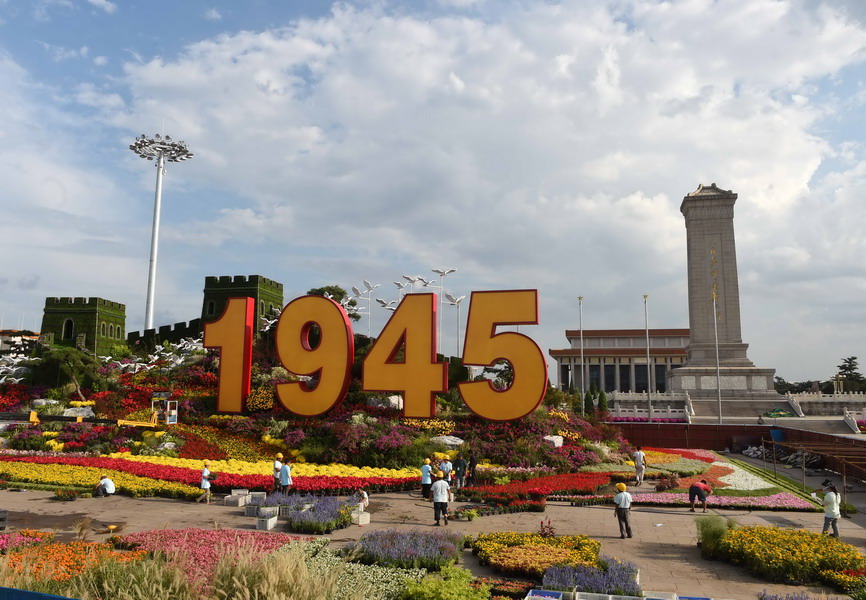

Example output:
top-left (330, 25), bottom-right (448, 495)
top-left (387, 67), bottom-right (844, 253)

top-left (458, 473), bottom-right (610, 504)
top-left (284, 496), bottom-right (353, 534)
top-left (174, 424), bottom-right (273, 461)
top-left (351, 528), bottom-right (464, 571)
top-left (717, 526), bottom-right (864, 585)
top-left (6, 540), bottom-right (147, 581)
top-left (543, 555), bottom-right (641, 596)
top-left (634, 491), bottom-right (815, 510)
top-left (106, 453), bottom-right (419, 480)
top-left (0, 454), bottom-right (416, 496)
top-left (490, 544), bottom-right (594, 578)
top-left (474, 466), bottom-right (557, 484)
top-left (0, 529), bottom-right (54, 553)
top-left (608, 417), bottom-right (687, 423)
top-left (473, 532), bottom-right (600, 566)
top-left (115, 528), bottom-right (305, 585)
top-left (470, 576), bottom-right (535, 599)
top-left (0, 459), bottom-right (201, 499)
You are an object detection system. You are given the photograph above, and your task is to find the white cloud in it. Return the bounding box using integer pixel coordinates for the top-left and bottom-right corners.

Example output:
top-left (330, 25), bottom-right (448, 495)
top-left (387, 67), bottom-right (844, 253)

top-left (4, 0), bottom-right (866, 381)
top-left (36, 41), bottom-right (89, 62)
top-left (86, 0), bottom-right (116, 14)
top-left (204, 8), bottom-right (222, 21)
top-left (94, 56), bottom-right (108, 66)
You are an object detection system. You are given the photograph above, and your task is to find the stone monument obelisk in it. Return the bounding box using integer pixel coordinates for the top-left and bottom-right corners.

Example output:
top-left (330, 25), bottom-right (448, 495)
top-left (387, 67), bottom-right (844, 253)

top-left (668, 184), bottom-right (777, 398)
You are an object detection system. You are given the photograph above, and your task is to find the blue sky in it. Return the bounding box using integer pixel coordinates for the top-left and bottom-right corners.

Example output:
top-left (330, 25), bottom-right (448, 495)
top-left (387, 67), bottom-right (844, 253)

top-left (2, 0), bottom-right (866, 382)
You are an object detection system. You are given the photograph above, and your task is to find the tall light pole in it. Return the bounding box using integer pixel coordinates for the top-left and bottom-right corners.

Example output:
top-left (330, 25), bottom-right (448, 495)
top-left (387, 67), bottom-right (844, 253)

top-left (643, 294), bottom-right (652, 415)
top-left (129, 133), bottom-right (193, 330)
top-left (446, 293), bottom-right (465, 358)
top-left (393, 281), bottom-right (407, 303)
top-left (578, 296), bottom-right (585, 413)
top-left (361, 280), bottom-right (380, 337)
top-left (401, 275), bottom-right (419, 294)
top-left (431, 268), bottom-right (456, 346)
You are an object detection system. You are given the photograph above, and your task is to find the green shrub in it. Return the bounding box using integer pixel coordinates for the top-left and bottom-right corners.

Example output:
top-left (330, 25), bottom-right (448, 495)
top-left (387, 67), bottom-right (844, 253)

top-left (400, 566), bottom-right (490, 600)
top-left (695, 515), bottom-right (737, 559)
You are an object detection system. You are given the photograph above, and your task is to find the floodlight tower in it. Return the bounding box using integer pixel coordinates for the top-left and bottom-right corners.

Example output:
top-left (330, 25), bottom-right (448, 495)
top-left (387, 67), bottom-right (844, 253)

top-left (129, 134), bottom-right (193, 330)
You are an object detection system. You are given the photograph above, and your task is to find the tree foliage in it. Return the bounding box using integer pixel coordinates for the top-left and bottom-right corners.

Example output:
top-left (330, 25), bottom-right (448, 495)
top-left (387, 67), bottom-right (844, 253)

top-left (307, 286), bottom-right (360, 322)
top-left (597, 389), bottom-right (608, 414)
top-left (837, 357), bottom-right (865, 390)
top-left (29, 346), bottom-right (105, 400)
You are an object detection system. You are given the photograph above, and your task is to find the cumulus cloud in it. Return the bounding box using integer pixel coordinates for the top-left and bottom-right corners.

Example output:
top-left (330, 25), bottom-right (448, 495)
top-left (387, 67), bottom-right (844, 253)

top-left (204, 8), bottom-right (222, 21)
top-left (3, 0), bottom-right (866, 380)
top-left (36, 42), bottom-right (89, 61)
top-left (86, 0), bottom-right (116, 14)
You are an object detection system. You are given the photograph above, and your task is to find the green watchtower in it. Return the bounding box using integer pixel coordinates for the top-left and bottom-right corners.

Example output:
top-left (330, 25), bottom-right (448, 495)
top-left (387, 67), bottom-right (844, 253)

top-left (201, 275), bottom-right (284, 328)
top-left (41, 297), bottom-right (126, 355)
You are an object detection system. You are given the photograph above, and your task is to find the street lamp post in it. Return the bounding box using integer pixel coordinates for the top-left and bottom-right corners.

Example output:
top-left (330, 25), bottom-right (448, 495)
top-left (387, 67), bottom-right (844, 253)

top-left (643, 294), bottom-right (652, 417)
top-left (361, 280), bottom-right (380, 337)
top-left (431, 268), bottom-right (456, 346)
top-left (129, 133), bottom-right (193, 330)
top-left (401, 275), bottom-right (419, 294)
top-left (446, 293), bottom-right (466, 358)
top-left (393, 281), bottom-right (407, 304)
top-left (578, 296), bottom-right (585, 402)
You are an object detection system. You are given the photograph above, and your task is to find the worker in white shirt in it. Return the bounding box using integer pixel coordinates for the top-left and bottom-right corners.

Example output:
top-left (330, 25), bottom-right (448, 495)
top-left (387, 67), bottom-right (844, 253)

top-left (613, 482), bottom-right (633, 539)
top-left (273, 453), bottom-right (283, 493)
top-left (633, 446), bottom-right (646, 485)
top-left (814, 480), bottom-right (841, 538)
top-left (95, 475), bottom-right (115, 497)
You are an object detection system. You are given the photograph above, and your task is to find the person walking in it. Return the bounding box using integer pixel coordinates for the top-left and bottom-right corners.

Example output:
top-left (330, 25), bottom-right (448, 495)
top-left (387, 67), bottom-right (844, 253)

top-left (453, 453), bottom-right (467, 490)
top-left (196, 460), bottom-right (212, 504)
top-left (421, 458), bottom-right (433, 500)
top-left (689, 479), bottom-right (713, 512)
top-left (814, 481), bottom-right (841, 537)
top-left (279, 458), bottom-right (292, 493)
top-left (430, 471), bottom-right (452, 526)
top-left (439, 457), bottom-right (453, 483)
top-left (273, 453), bottom-right (283, 492)
top-left (467, 452), bottom-right (478, 486)
top-left (613, 482), bottom-right (633, 539)
top-left (633, 446), bottom-right (646, 486)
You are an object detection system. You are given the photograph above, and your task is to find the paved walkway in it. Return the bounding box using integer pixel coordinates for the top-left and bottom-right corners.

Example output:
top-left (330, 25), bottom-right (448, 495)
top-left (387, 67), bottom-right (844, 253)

top-left (1, 479), bottom-right (857, 600)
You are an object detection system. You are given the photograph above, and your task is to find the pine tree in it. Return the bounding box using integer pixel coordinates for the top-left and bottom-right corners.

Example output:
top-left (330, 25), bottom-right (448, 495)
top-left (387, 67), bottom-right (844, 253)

top-left (598, 389), bottom-right (608, 413)
top-left (584, 391), bottom-right (594, 416)
top-left (570, 386), bottom-right (582, 414)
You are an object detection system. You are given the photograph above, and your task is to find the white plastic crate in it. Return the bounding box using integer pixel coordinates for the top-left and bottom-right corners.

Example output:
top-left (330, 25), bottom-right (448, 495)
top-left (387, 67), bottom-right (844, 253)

top-left (231, 489), bottom-right (249, 496)
top-left (256, 515), bottom-right (278, 530)
top-left (351, 511), bottom-right (370, 525)
top-left (223, 495), bottom-right (248, 507)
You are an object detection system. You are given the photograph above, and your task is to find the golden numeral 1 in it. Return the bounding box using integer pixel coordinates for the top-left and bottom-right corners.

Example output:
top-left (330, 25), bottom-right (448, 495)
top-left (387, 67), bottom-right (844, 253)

top-left (203, 297), bottom-right (254, 413)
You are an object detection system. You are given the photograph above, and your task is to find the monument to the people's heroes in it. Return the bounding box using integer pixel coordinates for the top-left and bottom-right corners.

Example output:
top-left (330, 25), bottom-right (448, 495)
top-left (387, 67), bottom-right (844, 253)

top-left (667, 183), bottom-right (778, 400)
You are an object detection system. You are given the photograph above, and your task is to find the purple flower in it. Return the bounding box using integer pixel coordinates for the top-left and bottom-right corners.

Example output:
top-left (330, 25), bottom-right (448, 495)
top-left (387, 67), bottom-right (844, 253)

top-left (543, 556), bottom-right (641, 596)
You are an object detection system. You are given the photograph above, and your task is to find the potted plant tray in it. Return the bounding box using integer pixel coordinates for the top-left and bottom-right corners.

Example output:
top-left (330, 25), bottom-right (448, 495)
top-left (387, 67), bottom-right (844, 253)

top-left (258, 506), bottom-right (279, 518)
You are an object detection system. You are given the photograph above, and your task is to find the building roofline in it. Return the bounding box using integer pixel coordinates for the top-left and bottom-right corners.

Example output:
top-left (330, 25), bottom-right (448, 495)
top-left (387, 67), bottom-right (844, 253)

top-left (549, 348), bottom-right (687, 357)
top-left (564, 328), bottom-right (689, 337)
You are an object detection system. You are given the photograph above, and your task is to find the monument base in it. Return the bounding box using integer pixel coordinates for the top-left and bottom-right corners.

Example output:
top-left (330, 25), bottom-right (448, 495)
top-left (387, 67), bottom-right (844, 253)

top-left (668, 365), bottom-right (778, 399)
top-left (683, 342), bottom-right (755, 367)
